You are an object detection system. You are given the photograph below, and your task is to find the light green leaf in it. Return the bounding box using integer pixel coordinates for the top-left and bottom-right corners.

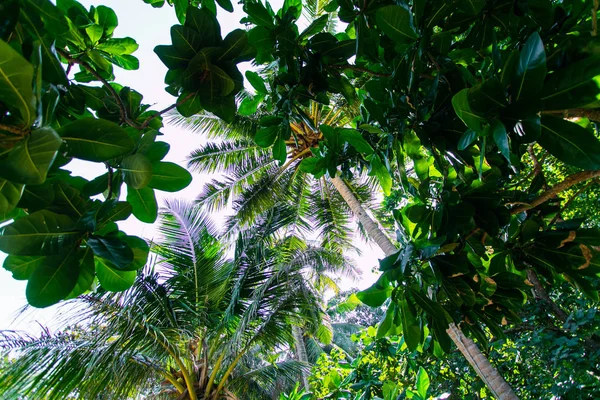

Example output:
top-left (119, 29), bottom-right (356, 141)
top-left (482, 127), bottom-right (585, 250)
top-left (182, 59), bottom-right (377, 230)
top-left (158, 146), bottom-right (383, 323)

top-left (97, 37), bottom-right (139, 56)
top-left (539, 116), bottom-right (600, 170)
top-left (95, 257), bottom-right (136, 292)
top-left (127, 186), bottom-right (158, 223)
top-left (121, 154), bottom-right (153, 189)
top-left (58, 118), bottom-right (135, 162)
top-left (416, 367), bottom-right (430, 400)
top-left (147, 162), bottom-right (193, 192)
top-left (0, 210), bottom-right (81, 255)
top-left (85, 24), bottom-right (103, 44)
top-left (368, 155), bottom-right (392, 196)
top-left (357, 274), bottom-right (391, 307)
top-left (0, 39), bottom-right (35, 126)
top-left (0, 127), bottom-right (62, 185)
top-left (376, 5), bottom-right (419, 44)
top-left (246, 70), bottom-right (267, 93)
top-left (26, 246), bottom-right (80, 308)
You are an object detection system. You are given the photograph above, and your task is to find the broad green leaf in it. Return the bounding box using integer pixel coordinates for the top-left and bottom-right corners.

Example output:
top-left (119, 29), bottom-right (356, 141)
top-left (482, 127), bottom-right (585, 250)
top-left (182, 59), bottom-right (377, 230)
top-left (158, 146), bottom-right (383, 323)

top-left (64, 247), bottom-right (95, 299)
top-left (3, 255), bottom-right (48, 280)
top-left (218, 29), bottom-right (248, 62)
top-left (121, 154), bottom-right (153, 189)
top-left (357, 274), bottom-right (391, 307)
top-left (58, 118), bottom-right (135, 162)
top-left (238, 94), bottom-right (264, 116)
top-left (458, 129), bottom-right (477, 150)
top-left (376, 302), bottom-right (396, 338)
top-left (148, 162), bottom-right (193, 192)
top-left (177, 91), bottom-right (202, 117)
top-left (0, 39), bottom-right (35, 126)
top-left (0, 178), bottom-right (24, 221)
top-left (216, 0), bottom-right (234, 12)
top-left (87, 235), bottom-right (134, 269)
top-left (22, 0), bottom-right (69, 36)
top-left (491, 120), bottom-right (510, 161)
top-left (539, 116), bottom-right (600, 170)
top-left (254, 125), bottom-right (279, 148)
top-left (95, 258), bottom-right (136, 292)
top-left (512, 32), bottom-right (546, 103)
top-left (272, 137), bottom-right (286, 165)
top-left (94, 5), bottom-right (118, 36)
top-left (399, 294), bottom-right (421, 351)
top-left (541, 57), bottom-right (600, 110)
top-left (143, 141), bottom-right (170, 162)
top-left (245, 70), bottom-right (267, 93)
top-left (368, 154), bottom-right (392, 196)
top-left (244, 1), bottom-right (274, 27)
top-left (456, 0), bottom-right (485, 15)
top-left (298, 15), bottom-right (328, 42)
top-left (171, 25), bottom-right (202, 58)
top-left (0, 210), bottom-right (81, 255)
top-left (200, 94), bottom-right (236, 123)
top-left (416, 367), bottom-right (430, 400)
top-left (340, 129), bottom-right (374, 154)
top-left (26, 246), bottom-right (80, 308)
top-left (127, 186), bottom-right (158, 223)
top-left (452, 89), bottom-right (486, 133)
top-left (52, 181), bottom-right (88, 218)
top-left (0, 127), bottom-right (62, 185)
top-left (376, 5), bottom-right (419, 44)
top-left (85, 24), bottom-right (103, 44)
top-left (97, 37), bottom-right (139, 55)
top-left (154, 45), bottom-right (189, 69)
top-left (41, 84), bottom-right (60, 126)
top-left (18, 11), bottom-right (68, 86)
top-left (185, 6), bottom-right (221, 46)
top-left (118, 235), bottom-right (149, 271)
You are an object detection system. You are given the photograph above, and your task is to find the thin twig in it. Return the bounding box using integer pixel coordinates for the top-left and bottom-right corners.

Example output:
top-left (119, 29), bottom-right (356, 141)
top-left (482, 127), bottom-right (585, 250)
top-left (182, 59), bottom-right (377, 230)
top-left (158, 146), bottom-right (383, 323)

top-left (549, 178), bottom-right (599, 226)
top-left (511, 170), bottom-right (600, 214)
top-left (57, 48), bottom-right (139, 128)
top-left (593, 0), bottom-right (599, 37)
top-left (542, 108), bottom-right (600, 122)
top-left (527, 144), bottom-right (548, 190)
top-left (140, 92), bottom-right (196, 129)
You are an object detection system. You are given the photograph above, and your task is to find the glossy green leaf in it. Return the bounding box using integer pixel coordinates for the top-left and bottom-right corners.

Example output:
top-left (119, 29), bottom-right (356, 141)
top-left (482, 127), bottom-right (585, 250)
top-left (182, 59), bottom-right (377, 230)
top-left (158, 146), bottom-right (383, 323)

top-left (491, 120), bottom-right (510, 161)
top-left (399, 294), bottom-right (421, 351)
top-left (143, 141), bottom-right (170, 162)
top-left (95, 257), bottom-right (136, 292)
top-left (216, 0), bottom-right (234, 12)
top-left (26, 247), bottom-right (80, 308)
top-left (541, 57), bottom-right (600, 110)
top-left (244, 1), bottom-right (274, 27)
top-left (238, 94), bottom-right (264, 116)
top-left (368, 155), bottom-right (392, 196)
top-left (357, 274), bottom-right (391, 307)
top-left (58, 118), bottom-right (135, 162)
top-left (185, 6), bottom-right (221, 46)
top-left (121, 154), bottom-right (153, 189)
top-left (452, 89), bottom-right (486, 133)
top-left (458, 129), bottom-right (477, 150)
top-left (0, 127), bottom-right (62, 185)
top-left (97, 37), bottom-right (139, 55)
top-left (118, 235), bottom-right (149, 271)
top-left (127, 186), bottom-right (158, 223)
top-left (87, 235), bottom-right (134, 269)
top-left (0, 178), bottom-right (24, 221)
top-left (0, 210), bottom-right (81, 255)
top-left (177, 91), bottom-right (202, 117)
top-left (171, 25), bottom-right (202, 58)
top-left (154, 45), bottom-right (189, 69)
top-left (272, 137), bottom-right (286, 165)
top-left (0, 39), bottom-right (35, 126)
top-left (254, 125), bottom-right (279, 148)
top-left (3, 255), bottom-right (48, 280)
top-left (512, 32), bottom-right (546, 103)
top-left (246, 70), bottom-right (267, 93)
top-left (416, 367), bottom-right (430, 400)
top-left (340, 129), bottom-right (374, 154)
top-left (94, 5), bottom-right (118, 36)
top-left (147, 162), bottom-right (192, 192)
top-left (218, 29), bottom-right (248, 62)
top-left (64, 247), bottom-right (95, 299)
top-left (539, 116), bottom-right (600, 170)
top-left (376, 5), bottom-right (419, 44)
top-left (22, 0), bottom-right (69, 36)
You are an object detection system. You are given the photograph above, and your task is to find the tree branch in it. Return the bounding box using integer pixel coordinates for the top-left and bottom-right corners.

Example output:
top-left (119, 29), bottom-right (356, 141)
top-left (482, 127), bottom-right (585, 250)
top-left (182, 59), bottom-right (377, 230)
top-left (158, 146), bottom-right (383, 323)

top-left (549, 178), bottom-right (599, 225)
top-left (542, 108), bottom-right (600, 122)
top-left (0, 124), bottom-right (28, 136)
top-left (57, 48), bottom-right (139, 129)
top-left (593, 0), bottom-right (599, 37)
top-left (511, 170), bottom-right (600, 214)
top-left (527, 144), bottom-right (548, 190)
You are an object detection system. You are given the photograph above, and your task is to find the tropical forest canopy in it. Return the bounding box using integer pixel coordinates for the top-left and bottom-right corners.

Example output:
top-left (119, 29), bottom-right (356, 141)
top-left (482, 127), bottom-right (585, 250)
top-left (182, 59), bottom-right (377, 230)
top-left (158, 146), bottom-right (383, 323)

top-left (0, 0), bottom-right (600, 398)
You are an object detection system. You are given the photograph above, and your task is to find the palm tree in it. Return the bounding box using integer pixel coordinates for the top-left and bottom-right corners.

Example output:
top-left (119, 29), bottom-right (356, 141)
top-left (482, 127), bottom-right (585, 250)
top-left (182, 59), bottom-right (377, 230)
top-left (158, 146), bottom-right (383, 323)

top-left (0, 200), bottom-right (334, 400)
top-left (170, 94), bottom-right (518, 398)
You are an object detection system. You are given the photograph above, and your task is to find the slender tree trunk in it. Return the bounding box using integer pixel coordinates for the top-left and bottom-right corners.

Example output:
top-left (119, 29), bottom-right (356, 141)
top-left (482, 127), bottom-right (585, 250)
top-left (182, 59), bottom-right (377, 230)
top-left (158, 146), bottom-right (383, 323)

top-left (292, 325), bottom-right (310, 391)
top-left (330, 176), bottom-right (519, 400)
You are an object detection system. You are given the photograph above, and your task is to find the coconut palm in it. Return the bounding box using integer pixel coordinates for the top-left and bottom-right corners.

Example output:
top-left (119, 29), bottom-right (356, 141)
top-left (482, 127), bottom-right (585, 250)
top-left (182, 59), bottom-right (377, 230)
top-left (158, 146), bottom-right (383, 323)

top-left (0, 200), bottom-right (337, 400)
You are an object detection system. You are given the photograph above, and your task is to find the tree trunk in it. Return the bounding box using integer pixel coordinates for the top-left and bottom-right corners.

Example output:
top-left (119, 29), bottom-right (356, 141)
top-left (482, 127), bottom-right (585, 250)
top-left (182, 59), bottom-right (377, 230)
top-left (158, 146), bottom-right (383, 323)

top-left (330, 176), bottom-right (519, 400)
top-left (292, 325), bottom-right (310, 391)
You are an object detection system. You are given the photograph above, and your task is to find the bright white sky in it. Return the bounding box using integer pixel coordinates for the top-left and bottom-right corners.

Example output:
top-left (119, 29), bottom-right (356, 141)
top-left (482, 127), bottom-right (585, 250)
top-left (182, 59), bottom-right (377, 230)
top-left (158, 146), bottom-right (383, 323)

top-left (0, 0), bottom-right (383, 332)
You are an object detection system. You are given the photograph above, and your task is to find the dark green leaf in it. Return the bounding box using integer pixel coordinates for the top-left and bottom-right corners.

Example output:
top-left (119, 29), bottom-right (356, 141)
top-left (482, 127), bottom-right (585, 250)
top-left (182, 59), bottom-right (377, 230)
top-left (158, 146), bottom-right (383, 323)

top-left (22, 0), bottom-right (69, 36)
top-left (399, 293), bottom-right (421, 351)
top-left (541, 57), bottom-right (600, 110)
top-left (539, 116), bottom-right (600, 170)
top-left (458, 129), bottom-right (477, 150)
top-left (340, 129), bottom-right (374, 154)
top-left (117, 235), bottom-right (149, 271)
top-left (512, 32), bottom-right (546, 103)
top-left (0, 178), bottom-right (24, 221)
top-left (376, 5), bottom-right (419, 44)
top-left (64, 247), bottom-right (95, 299)
top-left (218, 29), bottom-right (248, 62)
top-left (452, 89), bottom-right (486, 133)
top-left (0, 39), bottom-right (35, 125)
top-left (244, 1), bottom-right (274, 27)
top-left (171, 25), bottom-right (202, 58)
top-left (216, 0), bottom-right (234, 12)
top-left (0, 128), bottom-right (62, 185)
top-left (154, 45), bottom-right (190, 69)
top-left (88, 235), bottom-right (134, 269)
top-left (58, 118), bottom-right (135, 162)
top-left (246, 70), bottom-right (267, 93)
top-left (185, 6), bottom-right (221, 46)
top-left (3, 255), bottom-right (48, 280)
top-left (26, 247), bottom-right (80, 308)
top-left (491, 120), bottom-right (510, 161)
top-left (254, 125), bottom-right (279, 148)
top-left (147, 162), bottom-right (192, 192)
